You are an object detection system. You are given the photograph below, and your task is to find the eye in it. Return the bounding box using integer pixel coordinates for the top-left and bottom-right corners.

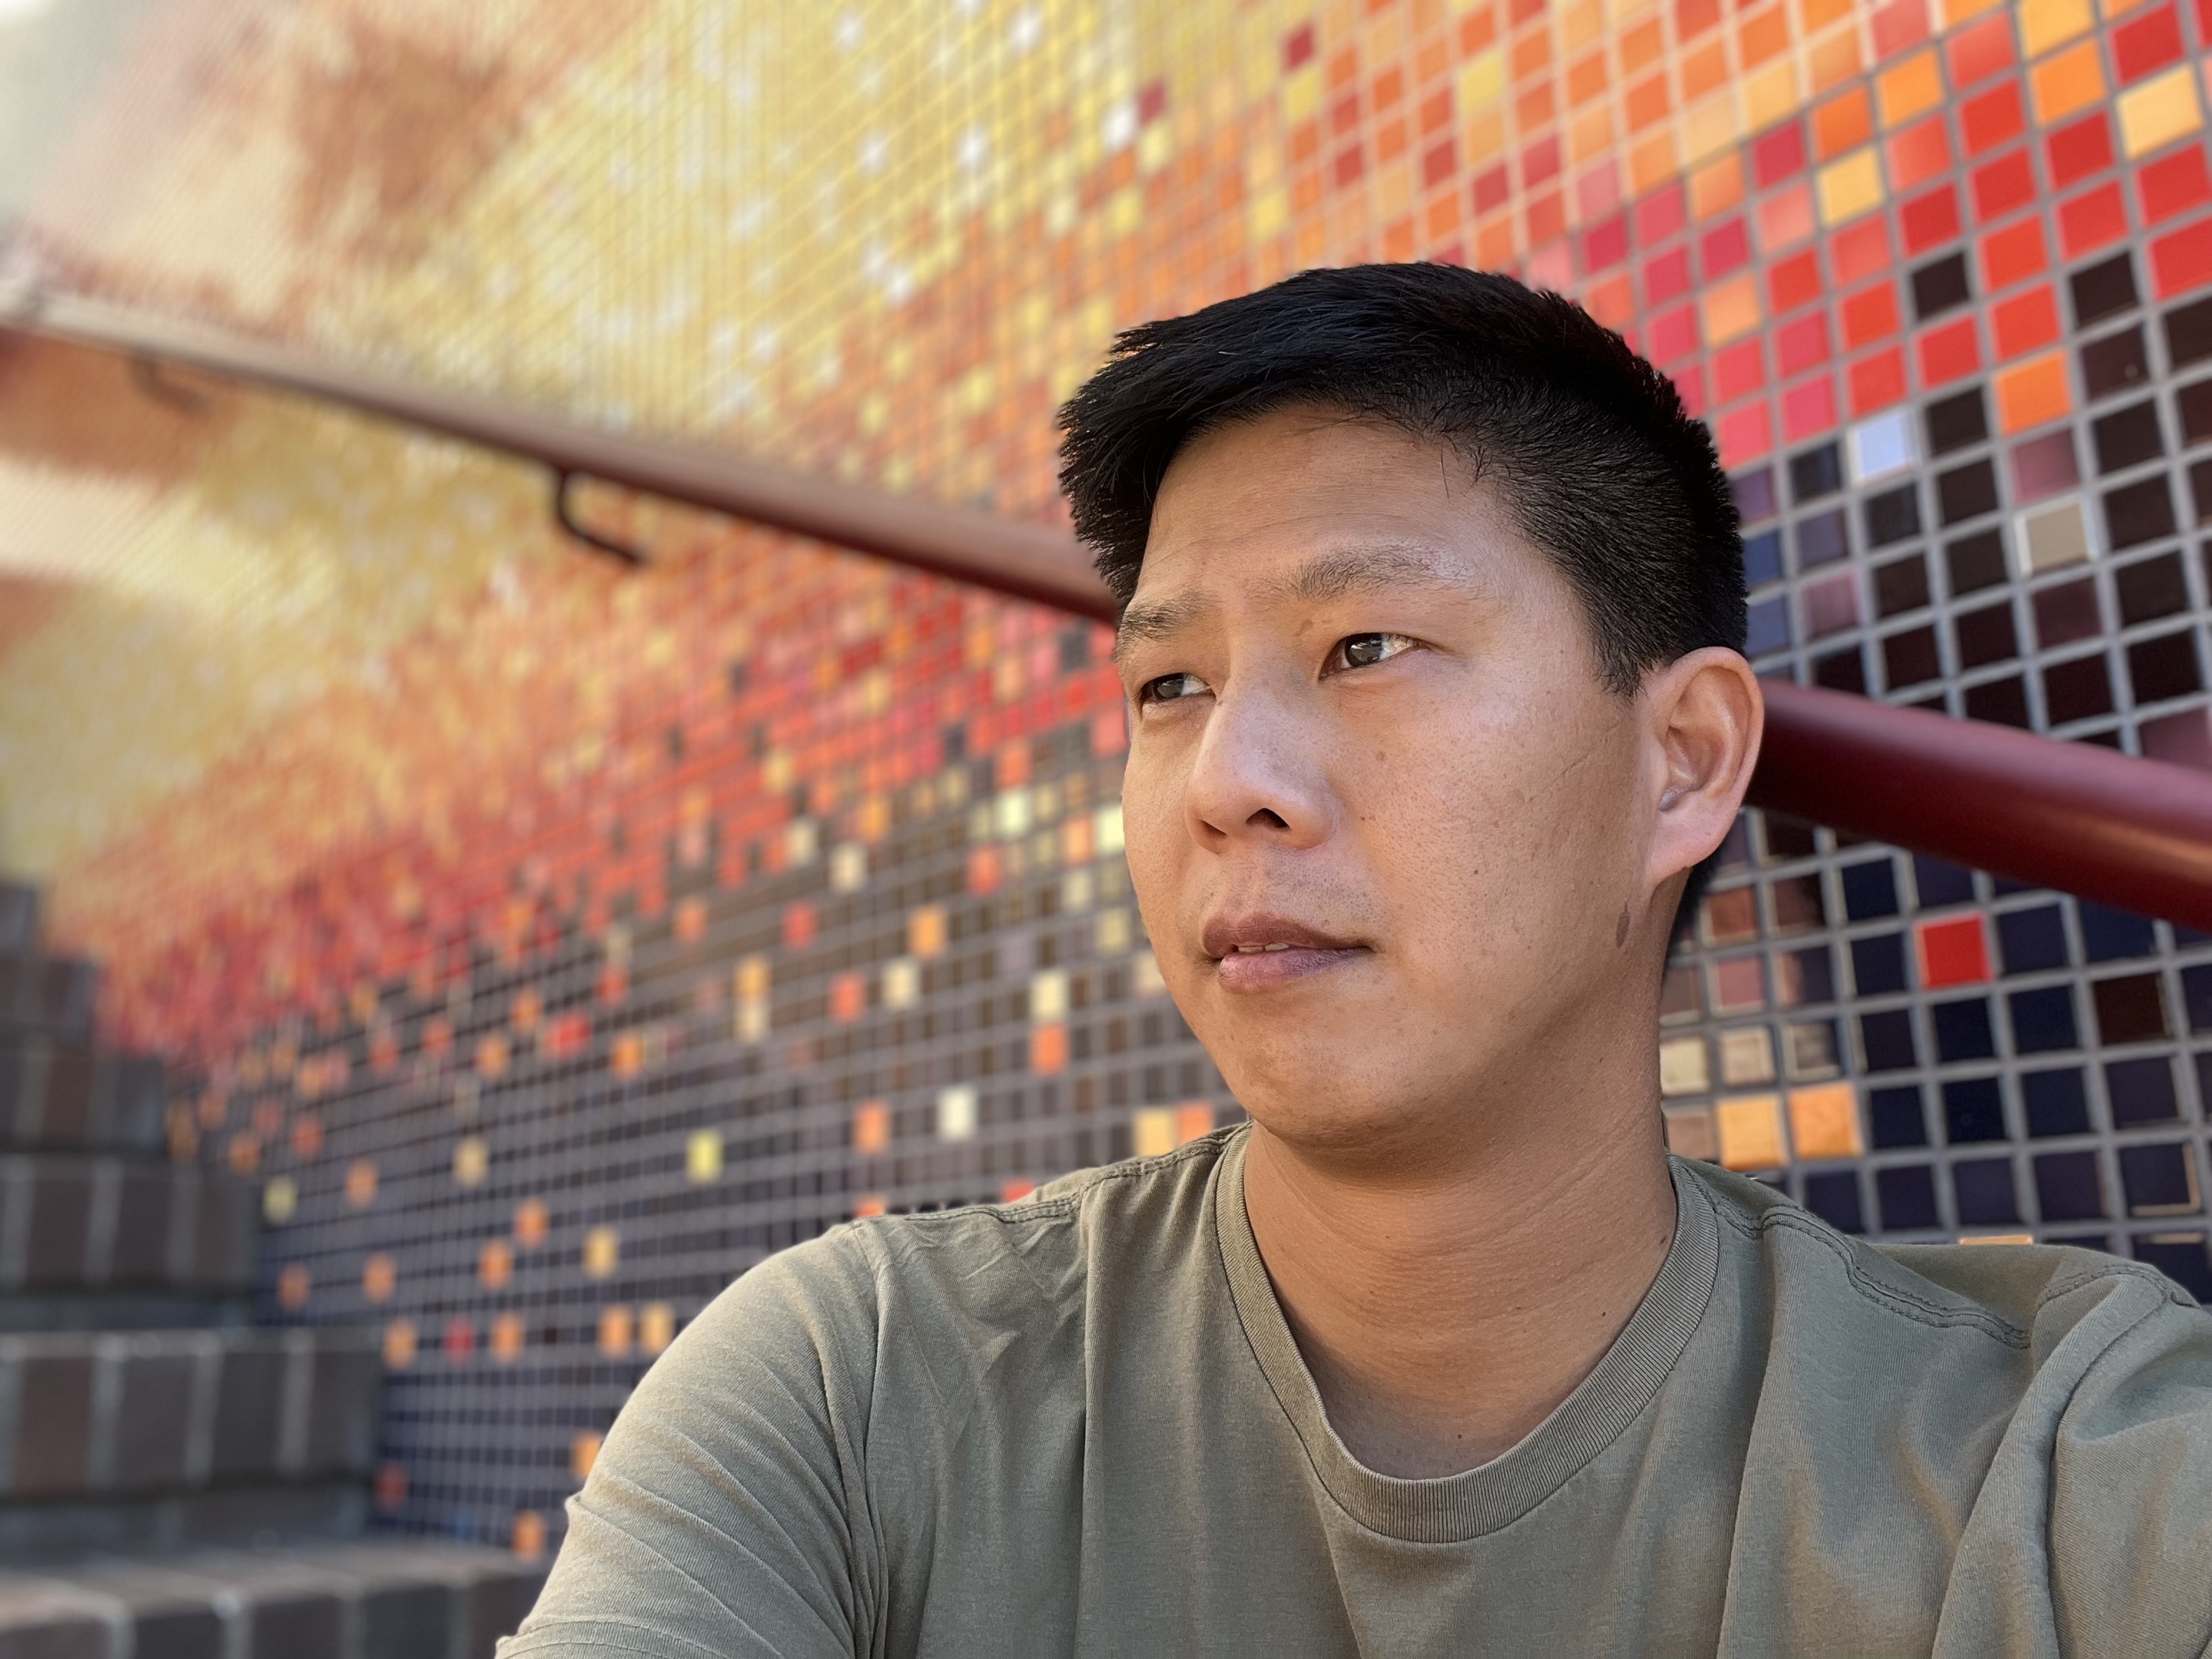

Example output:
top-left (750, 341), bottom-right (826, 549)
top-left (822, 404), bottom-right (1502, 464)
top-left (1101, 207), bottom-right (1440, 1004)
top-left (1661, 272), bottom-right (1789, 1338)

top-left (1328, 632), bottom-right (1418, 672)
top-left (1138, 670), bottom-right (1211, 707)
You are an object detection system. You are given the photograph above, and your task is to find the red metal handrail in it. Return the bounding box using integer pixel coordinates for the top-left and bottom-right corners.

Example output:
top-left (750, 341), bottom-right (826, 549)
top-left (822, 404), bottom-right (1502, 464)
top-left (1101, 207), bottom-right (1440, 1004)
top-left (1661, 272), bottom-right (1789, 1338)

top-left (9, 289), bottom-right (2212, 928)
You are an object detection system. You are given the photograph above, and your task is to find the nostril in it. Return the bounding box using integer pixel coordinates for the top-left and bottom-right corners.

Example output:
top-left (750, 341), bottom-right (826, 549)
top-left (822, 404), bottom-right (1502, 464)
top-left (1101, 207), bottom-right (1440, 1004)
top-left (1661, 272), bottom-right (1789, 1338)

top-left (1249, 808), bottom-right (1289, 830)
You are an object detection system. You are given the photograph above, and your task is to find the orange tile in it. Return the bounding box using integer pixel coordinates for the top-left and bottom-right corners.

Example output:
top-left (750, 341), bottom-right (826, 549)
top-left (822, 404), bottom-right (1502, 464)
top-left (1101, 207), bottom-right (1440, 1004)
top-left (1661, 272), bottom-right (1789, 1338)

top-left (1994, 350), bottom-right (2072, 431)
top-left (1814, 87), bottom-right (1875, 160)
top-left (1626, 71), bottom-right (1671, 130)
top-left (1682, 38), bottom-right (1732, 100)
top-left (2030, 40), bottom-right (2107, 125)
top-left (1739, 5), bottom-right (1792, 67)
top-left (1692, 152), bottom-right (1746, 218)
top-left (1567, 48), bottom-right (1608, 105)
top-left (1621, 16), bottom-right (1665, 71)
top-left (1877, 50), bottom-right (1944, 128)
top-left (1803, 0), bottom-right (1856, 28)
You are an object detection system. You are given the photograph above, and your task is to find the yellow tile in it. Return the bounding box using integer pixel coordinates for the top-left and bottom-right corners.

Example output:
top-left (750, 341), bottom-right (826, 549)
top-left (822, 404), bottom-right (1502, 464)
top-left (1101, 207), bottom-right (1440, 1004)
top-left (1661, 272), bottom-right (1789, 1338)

top-left (2019, 0), bottom-right (2094, 54)
top-left (1787, 1083), bottom-right (1864, 1160)
top-left (1875, 50), bottom-right (1943, 128)
top-left (2030, 40), bottom-right (2108, 125)
top-left (1133, 1107), bottom-right (1177, 1158)
top-left (1683, 90), bottom-right (1740, 163)
top-left (1716, 1095), bottom-right (1786, 1170)
top-left (2119, 64), bottom-right (2204, 158)
top-left (1459, 49), bottom-right (1505, 110)
top-left (1743, 59), bottom-right (1800, 130)
top-left (1817, 147), bottom-right (1885, 225)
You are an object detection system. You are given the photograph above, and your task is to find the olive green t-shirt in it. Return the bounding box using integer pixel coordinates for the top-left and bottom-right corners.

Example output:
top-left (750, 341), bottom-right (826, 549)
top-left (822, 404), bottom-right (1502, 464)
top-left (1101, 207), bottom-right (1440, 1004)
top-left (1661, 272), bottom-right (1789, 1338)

top-left (505, 1126), bottom-right (2212, 1658)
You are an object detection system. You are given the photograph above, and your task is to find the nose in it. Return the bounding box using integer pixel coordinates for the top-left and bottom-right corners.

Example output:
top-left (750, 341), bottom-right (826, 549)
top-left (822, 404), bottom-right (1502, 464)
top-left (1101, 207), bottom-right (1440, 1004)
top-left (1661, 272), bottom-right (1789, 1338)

top-left (1183, 677), bottom-right (1334, 852)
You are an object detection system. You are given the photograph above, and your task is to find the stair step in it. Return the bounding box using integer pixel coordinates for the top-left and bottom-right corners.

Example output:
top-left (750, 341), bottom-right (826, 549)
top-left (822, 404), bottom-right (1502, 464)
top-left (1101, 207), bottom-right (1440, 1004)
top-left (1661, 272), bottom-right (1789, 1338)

top-left (0, 952), bottom-right (97, 1040)
top-left (0, 1042), bottom-right (166, 1154)
top-left (0, 1328), bottom-right (380, 1506)
top-left (0, 1537), bottom-right (544, 1658)
top-left (0, 1293), bottom-right (252, 1335)
top-left (0, 1154), bottom-right (254, 1294)
top-left (0, 1478), bottom-right (369, 1561)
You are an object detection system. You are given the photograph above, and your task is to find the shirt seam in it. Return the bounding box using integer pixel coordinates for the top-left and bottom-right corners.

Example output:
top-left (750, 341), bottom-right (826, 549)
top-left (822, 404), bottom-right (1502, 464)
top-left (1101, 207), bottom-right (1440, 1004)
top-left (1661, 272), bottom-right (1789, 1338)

top-left (1706, 1195), bottom-right (2029, 1347)
top-left (2037, 1259), bottom-right (2190, 1310)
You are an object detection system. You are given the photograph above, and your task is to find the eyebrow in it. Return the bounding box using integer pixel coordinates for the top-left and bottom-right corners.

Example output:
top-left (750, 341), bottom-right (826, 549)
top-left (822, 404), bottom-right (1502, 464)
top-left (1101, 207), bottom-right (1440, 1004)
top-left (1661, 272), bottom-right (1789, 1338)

top-left (1113, 541), bottom-right (1468, 660)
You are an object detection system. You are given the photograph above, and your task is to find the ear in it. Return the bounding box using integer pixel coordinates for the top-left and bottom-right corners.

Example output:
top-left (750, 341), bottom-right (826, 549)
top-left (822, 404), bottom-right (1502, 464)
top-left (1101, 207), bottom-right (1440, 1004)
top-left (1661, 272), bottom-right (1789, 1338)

top-left (1641, 646), bottom-right (1764, 892)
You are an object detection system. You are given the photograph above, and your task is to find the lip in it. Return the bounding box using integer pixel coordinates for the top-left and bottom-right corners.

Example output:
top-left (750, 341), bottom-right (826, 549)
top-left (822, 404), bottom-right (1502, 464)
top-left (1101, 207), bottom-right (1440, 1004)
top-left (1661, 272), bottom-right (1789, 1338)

top-left (1201, 912), bottom-right (1369, 992)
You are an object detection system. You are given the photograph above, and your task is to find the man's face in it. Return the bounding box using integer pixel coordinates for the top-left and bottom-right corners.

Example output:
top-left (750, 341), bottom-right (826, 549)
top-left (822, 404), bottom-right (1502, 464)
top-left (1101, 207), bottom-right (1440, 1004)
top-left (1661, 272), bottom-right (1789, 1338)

top-left (1115, 408), bottom-right (1685, 1161)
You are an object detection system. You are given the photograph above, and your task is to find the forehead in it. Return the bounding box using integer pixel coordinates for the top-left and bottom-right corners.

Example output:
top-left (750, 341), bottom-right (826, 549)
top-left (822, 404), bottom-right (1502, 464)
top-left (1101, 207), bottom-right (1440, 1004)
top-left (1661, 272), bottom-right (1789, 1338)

top-left (1130, 407), bottom-right (1531, 605)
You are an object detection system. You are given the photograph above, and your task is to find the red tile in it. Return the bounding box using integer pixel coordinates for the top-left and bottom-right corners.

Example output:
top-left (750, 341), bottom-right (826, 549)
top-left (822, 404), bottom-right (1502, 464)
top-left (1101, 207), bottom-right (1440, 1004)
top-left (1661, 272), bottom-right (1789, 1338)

top-left (1284, 21), bottom-right (1317, 69)
top-left (1701, 217), bottom-right (1751, 276)
top-left (2059, 181), bottom-right (2130, 257)
top-left (1523, 133), bottom-right (1562, 186)
top-left (1473, 164), bottom-right (1511, 212)
top-left (1769, 248), bottom-right (1824, 312)
top-left (1781, 375), bottom-right (1838, 439)
top-left (2140, 145), bottom-right (2212, 225)
top-left (1637, 181), bottom-right (1687, 244)
top-left (1678, 0), bottom-right (1721, 37)
top-left (1971, 150), bottom-right (2037, 223)
top-left (1981, 218), bottom-right (2049, 289)
top-left (1840, 280), bottom-right (1903, 347)
top-left (1754, 121), bottom-right (1807, 186)
top-left (1888, 117), bottom-right (1953, 191)
top-left (1918, 915), bottom-right (1990, 986)
top-left (1849, 347), bottom-right (1908, 413)
top-left (1961, 81), bottom-right (2026, 157)
top-left (1423, 138), bottom-right (1458, 188)
top-left (2047, 113), bottom-right (2115, 190)
top-left (1716, 401), bottom-right (1774, 466)
top-left (1918, 317), bottom-right (1982, 384)
top-left (1673, 362), bottom-right (1708, 415)
top-left (1833, 216), bottom-right (1892, 282)
top-left (1582, 211), bottom-right (1630, 269)
top-left (1648, 302), bottom-right (1700, 361)
top-left (1715, 337), bottom-right (1766, 401)
top-left (1776, 312), bottom-right (1832, 375)
top-left (1945, 13), bottom-right (2015, 87)
top-left (1900, 183), bottom-right (1962, 254)
top-left (2199, 0), bottom-right (2212, 47)
top-left (2112, 4), bottom-right (2185, 84)
top-left (2152, 215), bottom-right (2212, 296)
top-left (1644, 244), bottom-right (1693, 303)
top-left (1991, 284), bottom-right (2062, 357)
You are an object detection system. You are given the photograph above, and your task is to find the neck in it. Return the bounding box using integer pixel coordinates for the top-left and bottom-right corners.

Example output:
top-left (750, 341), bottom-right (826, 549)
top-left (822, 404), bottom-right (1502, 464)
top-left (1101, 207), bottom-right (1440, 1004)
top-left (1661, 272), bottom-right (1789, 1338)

top-left (1239, 1090), bottom-right (1677, 1478)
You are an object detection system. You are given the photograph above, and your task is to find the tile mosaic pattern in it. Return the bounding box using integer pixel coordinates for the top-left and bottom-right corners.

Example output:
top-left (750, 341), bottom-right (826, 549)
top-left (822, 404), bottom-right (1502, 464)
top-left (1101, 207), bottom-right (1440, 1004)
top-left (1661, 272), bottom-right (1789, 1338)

top-left (1, 0), bottom-right (2211, 1551)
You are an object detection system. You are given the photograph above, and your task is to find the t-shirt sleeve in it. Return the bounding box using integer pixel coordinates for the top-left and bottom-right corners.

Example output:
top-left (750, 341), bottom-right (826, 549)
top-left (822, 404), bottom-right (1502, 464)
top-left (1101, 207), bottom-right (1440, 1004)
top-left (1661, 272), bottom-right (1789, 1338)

top-left (2042, 1283), bottom-right (2212, 1658)
top-left (499, 1232), bottom-right (883, 1658)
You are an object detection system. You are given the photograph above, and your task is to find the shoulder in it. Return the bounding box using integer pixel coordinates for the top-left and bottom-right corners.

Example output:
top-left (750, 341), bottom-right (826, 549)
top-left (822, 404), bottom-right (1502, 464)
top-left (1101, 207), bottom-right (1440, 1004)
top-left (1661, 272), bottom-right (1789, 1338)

top-left (1676, 1155), bottom-right (2203, 1359)
top-left (675, 1125), bottom-right (1241, 1367)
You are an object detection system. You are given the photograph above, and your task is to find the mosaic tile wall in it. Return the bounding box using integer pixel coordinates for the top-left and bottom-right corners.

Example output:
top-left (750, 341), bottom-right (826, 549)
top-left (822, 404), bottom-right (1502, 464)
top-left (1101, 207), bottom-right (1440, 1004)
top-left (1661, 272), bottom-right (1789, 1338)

top-left (3, 0), bottom-right (2212, 1552)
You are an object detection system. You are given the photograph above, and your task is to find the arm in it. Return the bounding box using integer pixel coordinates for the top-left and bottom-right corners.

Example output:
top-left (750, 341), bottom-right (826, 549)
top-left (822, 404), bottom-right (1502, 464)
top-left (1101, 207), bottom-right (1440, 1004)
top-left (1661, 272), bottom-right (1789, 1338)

top-left (500, 1234), bottom-right (884, 1658)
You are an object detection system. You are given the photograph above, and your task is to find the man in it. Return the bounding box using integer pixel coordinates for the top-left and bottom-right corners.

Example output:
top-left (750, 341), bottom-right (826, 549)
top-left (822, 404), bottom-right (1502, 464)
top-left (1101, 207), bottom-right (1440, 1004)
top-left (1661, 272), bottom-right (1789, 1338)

top-left (506, 266), bottom-right (2212, 1658)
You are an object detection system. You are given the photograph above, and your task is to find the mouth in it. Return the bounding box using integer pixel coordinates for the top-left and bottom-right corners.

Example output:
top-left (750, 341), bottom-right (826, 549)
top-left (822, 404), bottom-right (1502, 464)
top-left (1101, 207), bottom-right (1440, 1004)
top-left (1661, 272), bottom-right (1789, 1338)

top-left (1201, 913), bottom-right (1370, 992)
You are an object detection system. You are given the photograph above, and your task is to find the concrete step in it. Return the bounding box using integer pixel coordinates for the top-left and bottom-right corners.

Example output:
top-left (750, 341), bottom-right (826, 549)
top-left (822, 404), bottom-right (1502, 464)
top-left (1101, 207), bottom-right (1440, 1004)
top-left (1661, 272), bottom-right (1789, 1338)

top-left (0, 1041), bottom-right (166, 1155)
top-left (0, 883), bottom-right (37, 954)
top-left (0, 1328), bottom-right (380, 1509)
top-left (0, 1155), bottom-right (254, 1296)
top-left (0, 1537), bottom-right (545, 1658)
top-left (0, 951), bottom-right (97, 1041)
top-left (0, 1293), bottom-right (251, 1335)
top-left (0, 1479), bottom-right (369, 1562)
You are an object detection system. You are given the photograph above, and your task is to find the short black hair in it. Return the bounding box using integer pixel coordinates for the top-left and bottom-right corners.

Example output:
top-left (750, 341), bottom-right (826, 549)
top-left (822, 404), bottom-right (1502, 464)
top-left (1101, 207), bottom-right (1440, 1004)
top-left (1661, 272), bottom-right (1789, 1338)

top-left (1056, 263), bottom-right (1749, 944)
top-left (1055, 262), bottom-right (1746, 695)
